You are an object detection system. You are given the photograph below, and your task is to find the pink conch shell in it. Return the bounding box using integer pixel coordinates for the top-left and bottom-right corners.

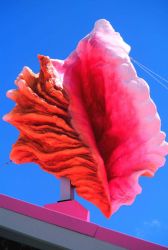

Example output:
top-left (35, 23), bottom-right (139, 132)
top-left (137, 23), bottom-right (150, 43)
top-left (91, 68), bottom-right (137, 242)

top-left (4, 19), bottom-right (168, 217)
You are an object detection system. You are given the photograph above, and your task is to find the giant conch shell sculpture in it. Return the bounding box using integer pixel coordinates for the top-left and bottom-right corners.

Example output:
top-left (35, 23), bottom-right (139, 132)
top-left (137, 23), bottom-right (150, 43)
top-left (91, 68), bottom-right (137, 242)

top-left (4, 19), bottom-right (168, 217)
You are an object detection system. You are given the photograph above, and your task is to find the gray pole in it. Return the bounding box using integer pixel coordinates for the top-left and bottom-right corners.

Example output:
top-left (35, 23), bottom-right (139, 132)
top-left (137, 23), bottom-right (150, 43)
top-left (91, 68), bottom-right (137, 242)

top-left (60, 177), bottom-right (74, 201)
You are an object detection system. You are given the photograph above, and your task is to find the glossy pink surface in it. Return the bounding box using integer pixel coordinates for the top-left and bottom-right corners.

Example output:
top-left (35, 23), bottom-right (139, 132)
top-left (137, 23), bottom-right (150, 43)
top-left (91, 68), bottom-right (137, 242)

top-left (45, 200), bottom-right (90, 221)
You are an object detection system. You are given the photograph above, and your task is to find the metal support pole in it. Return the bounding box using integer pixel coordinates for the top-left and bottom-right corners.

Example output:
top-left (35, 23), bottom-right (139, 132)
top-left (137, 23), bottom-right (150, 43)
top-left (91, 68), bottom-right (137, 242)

top-left (60, 177), bottom-right (74, 201)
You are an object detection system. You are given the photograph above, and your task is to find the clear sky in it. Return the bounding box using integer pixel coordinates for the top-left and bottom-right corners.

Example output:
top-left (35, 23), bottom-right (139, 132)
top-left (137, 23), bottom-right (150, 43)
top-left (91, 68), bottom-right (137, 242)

top-left (0, 0), bottom-right (168, 247)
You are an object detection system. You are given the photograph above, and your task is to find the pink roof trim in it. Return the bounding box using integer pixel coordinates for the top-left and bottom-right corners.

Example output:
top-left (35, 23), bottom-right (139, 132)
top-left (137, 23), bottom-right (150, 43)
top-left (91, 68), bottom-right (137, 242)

top-left (0, 194), bottom-right (167, 250)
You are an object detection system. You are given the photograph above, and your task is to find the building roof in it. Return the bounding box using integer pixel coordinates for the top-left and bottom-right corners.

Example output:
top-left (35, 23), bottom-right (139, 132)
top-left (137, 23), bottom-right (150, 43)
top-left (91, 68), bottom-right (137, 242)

top-left (0, 194), bottom-right (167, 250)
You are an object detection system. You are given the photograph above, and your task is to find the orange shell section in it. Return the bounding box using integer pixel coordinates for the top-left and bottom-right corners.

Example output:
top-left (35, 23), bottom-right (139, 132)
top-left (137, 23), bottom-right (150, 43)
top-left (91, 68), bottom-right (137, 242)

top-left (4, 55), bottom-right (111, 217)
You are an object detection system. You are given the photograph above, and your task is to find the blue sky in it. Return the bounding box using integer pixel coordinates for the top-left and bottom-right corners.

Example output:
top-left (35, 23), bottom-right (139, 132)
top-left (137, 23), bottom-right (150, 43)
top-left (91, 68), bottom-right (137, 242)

top-left (0, 0), bottom-right (168, 247)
